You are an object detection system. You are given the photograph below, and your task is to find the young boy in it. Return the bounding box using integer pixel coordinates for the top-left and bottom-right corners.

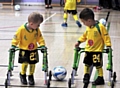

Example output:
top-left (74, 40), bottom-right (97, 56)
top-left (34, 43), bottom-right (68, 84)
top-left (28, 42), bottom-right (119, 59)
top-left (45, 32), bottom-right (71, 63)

top-left (75, 8), bottom-right (112, 85)
top-left (11, 12), bottom-right (46, 85)
top-left (61, 0), bottom-right (82, 27)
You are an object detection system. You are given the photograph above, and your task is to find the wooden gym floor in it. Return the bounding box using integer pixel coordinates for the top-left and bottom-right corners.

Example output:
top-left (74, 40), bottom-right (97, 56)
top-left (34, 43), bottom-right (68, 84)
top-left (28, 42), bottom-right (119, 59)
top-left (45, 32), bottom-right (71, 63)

top-left (0, 5), bottom-right (120, 88)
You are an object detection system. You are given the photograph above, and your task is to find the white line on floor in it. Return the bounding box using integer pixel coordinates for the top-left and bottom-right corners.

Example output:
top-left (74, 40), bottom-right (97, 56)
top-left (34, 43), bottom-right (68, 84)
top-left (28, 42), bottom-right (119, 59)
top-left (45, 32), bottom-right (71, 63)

top-left (42, 13), bottom-right (56, 24)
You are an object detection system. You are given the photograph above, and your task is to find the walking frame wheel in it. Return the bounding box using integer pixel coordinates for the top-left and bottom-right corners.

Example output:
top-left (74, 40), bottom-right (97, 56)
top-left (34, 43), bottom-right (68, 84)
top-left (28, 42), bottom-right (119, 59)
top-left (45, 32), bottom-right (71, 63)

top-left (83, 83), bottom-right (89, 88)
top-left (5, 79), bottom-right (8, 88)
top-left (68, 78), bottom-right (71, 88)
top-left (110, 72), bottom-right (116, 88)
top-left (49, 70), bottom-right (52, 81)
top-left (47, 79), bottom-right (50, 88)
top-left (111, 80), bottom-right (114, 88)
top-left (113, 72), bottom-right (116, 82)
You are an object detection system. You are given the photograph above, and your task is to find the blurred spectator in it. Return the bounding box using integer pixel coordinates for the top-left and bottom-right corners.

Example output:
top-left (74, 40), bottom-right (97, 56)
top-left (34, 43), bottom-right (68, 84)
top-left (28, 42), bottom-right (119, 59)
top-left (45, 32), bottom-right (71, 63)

top-left (106, 0), bottom-right (113, 9)
top-left (113, 0), bottom-right (120, 10)
top-left (44, 0), bottom-right (52, 9)
top-left (93, 0), bottom-right (113, 10)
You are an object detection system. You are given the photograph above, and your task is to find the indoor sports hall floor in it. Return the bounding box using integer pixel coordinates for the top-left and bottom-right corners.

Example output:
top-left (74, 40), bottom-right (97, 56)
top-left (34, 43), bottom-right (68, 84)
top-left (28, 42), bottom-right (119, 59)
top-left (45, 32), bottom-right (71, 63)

top-left (0, 4), bottom-right (120, 88)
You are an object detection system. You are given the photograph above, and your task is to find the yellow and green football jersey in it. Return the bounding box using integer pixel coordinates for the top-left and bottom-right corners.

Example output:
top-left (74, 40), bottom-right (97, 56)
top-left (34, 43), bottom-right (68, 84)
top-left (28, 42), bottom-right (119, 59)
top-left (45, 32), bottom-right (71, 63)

top-left (64, 0), bottom-right (78, 10)
top-left (11, 23), bottom-right (45, 50)
top-left (78, 23), bottom-right (111, 52)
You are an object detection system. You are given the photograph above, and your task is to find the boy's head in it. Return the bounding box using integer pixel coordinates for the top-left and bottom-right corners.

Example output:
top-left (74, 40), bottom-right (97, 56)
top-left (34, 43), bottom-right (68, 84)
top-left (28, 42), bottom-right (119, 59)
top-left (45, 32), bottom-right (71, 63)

top-left (28, 12), bottom-right (43, 30)
top-left (79, 8), bottom-right (95, 27)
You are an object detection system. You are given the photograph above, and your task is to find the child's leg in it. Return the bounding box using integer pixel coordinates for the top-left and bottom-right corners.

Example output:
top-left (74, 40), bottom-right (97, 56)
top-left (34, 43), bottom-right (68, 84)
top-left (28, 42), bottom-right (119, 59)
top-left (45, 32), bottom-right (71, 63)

top-left (72, 13), bottom-right (82, 27)
top-left (63, 12), bottom-right (68, 23)
top-left (29, 64), bottom-right (35, 75)
top-left (20, 62), bottom-right (28, 75)
top-left (28, 64), bottom-right (35, 85)
top-left (92, 52), bottom-right (105, 85)
top-left (83, 52), bottom-right (92, 84)
top-left (61, 11), bottom-right (68, 27)
top-left (83, 64), bottom-right (90, 83)
top-left (20, 62), bottom-right (28, 85)
top-left (92, 67), bottom-right (105, 85)
top-left (72, 14), bottom-right (79, 21)
top-left (84, 64), bottom-right (90, 74)
top-left (97, 67), bottom-right (103, 77)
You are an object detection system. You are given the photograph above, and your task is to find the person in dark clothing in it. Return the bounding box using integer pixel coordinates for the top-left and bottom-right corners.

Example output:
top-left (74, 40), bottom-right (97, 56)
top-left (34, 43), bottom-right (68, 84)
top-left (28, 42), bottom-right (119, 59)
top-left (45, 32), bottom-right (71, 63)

top-left (99, 0), bottom-right (113, 9)
top-left (93, 0), bottom-right (113, 10)
top-left (44, 0), bottom-right (52, 9)
top-left (113, 0), bottom-right (120, 10)
top-left (99, 0), bottom-right (104, 7)
top-left (106, 0), bottom-right (113, 9)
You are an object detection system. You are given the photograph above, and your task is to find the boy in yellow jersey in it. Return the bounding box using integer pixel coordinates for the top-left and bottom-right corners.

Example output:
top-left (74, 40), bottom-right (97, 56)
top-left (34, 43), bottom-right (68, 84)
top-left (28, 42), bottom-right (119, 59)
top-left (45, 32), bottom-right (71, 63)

top-left (75, 8), bottom-right (112, 85)
top-left (61, 0), bottom-right (82, 27)
top-left (11, 12), bottom-right (46, 85)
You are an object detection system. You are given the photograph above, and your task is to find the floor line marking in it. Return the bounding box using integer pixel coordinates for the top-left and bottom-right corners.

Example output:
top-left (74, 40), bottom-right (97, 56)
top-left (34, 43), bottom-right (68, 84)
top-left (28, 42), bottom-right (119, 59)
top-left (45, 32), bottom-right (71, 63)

top-left (42, 13), bottom-right (56, 24)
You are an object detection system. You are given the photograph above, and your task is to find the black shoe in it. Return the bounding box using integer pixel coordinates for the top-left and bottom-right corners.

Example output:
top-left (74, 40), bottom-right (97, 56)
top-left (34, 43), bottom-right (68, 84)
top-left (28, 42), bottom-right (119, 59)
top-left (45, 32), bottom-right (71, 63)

top-left (49, 6), bottom-right (53, 9)
top-left (83, 74), bottom-right (90, 84)
top-left (20, 73), bottom-right (27, 85)
top-left (92, 76), bottom-right (105, 85)
top-left (45, 6), bottom-right (49, 9)
top-left (45, 5), bottom-right (49, 9)
top-left (28, 75), bottom-right (35, 85)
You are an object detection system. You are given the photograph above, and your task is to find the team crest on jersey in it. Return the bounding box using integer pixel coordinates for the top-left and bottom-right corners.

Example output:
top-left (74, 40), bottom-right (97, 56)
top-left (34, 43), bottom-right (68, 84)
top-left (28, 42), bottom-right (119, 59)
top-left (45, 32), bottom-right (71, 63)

top-left (88, 39), bottom-right (94, 46)
top-left (28, 43), bottom-right (34, 50)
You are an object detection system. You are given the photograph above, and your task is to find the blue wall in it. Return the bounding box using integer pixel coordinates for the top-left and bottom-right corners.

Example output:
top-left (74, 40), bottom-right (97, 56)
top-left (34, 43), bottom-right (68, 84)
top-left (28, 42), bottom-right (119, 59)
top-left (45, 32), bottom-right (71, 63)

top-left (15, 0), bottom-right (98, 5)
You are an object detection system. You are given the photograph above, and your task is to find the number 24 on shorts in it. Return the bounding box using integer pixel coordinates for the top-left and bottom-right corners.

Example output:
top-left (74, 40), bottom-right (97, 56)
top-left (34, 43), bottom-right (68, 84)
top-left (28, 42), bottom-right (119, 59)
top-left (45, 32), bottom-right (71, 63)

top-left (93, 54), bottom-right (100, 63)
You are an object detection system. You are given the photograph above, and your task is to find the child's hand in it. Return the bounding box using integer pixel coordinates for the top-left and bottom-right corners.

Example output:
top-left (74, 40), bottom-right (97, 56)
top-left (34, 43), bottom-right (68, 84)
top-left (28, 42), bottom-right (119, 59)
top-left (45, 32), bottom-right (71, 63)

top-left (75, 41), bottom-right (80, 48)
top-left (9, 45), bottom-right (16, 52)
top-left (106, 46), bottom-right (111, 53)
top-left (39, 46), bottom-right (47, 53)
top-left (9, 47), bottom-right (15, 52)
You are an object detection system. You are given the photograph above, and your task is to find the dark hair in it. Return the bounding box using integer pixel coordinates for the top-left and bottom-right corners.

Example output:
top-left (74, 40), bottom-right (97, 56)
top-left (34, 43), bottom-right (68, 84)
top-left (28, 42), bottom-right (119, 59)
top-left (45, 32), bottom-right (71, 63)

top-left (28, 12), bottom-right (43, 23)
top-left (79, 8), bottom-right (94, 20)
